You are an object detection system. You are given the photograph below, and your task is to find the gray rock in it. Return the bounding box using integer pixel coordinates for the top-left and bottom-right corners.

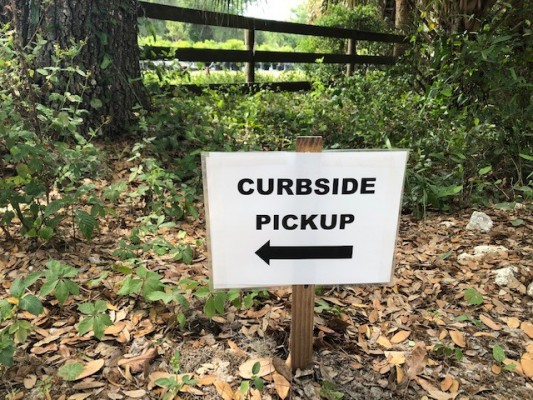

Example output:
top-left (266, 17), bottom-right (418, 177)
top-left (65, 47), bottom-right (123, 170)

top-left (466, 211), bottom-right (493, 232)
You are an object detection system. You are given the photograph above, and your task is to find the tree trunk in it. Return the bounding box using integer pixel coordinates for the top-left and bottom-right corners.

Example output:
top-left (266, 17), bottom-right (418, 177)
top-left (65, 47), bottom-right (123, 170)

top-left (10, 0), bottom-right (149, 135)
top-left (393, 0), bottom-right (411, 56)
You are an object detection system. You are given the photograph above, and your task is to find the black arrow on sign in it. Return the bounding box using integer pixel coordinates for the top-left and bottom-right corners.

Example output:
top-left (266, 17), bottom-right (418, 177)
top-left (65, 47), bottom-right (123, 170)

top-left (255, 240), bottom-right (353, 265)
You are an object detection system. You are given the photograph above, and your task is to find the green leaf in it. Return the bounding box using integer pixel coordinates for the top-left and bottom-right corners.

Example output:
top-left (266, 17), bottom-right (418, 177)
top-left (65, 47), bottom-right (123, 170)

top-left (519, 153), bottom-right (533, 161)
top-left (146, 291), bottom-right (175, 304)
top-left (454, 348), bottom-right (464, 362)
top-left (58, 362), bottom-right (84, 381)
top-left (75, 210), bottom-right (98, 240)
top-left (511, 219), bottom-right (524, 227)
top-left (493, 344), bottom-right (505, 363)
top-left (90, 98), bottom-right (103, 109)
top-left (155, 377), bottom-right (177, 388)
top-left (55, 280), bottom-right (70, 305)
top-left (93, 314), bottom-right (112, 339)
top-left (94, 300), bottom-right (108, 313)
top-left (39, 279), bottom-right (58, 297)
top-left (39, 226), bottom-right (54, 240)
top-left (78, 316), bottom-right (94, 336)
top-left (177, 312), bottom-right (186, 329)
top-left (10, 278), bottom-right (26, 298)
top-left (253, 377), bottom-right (264, 391)
top-left (239, 380), bottom-right (250, 394)
top-left (478, 166), bottom-right (492, 176)
top-left (494, 202), bottom-right (516, 210)
top-left (100, 54), bottom-right (112, 69)
top-left (204, 297), bottom-right (216, 319)
top-left (464, 288), bottom-right (484, 306)
top-left (440, 250), bottom-right (452, 260)
top-left (193, 286), bottom-right (210, 298)
top-left (503, 362), bottom-right (517, 372)
top-left (118, 276), bottom-right (143, 295)
top-left (44, 200), bottom-right (65, 217)
top-left (214, 291), bottom-right (226, 315)
top-left (78, 302), bottom-right (95, 315)
top-left (19, 294), bottom-right (43, 315)
top-left (0, 335), bottom-right (16, 367)
top-left (252, 361), bottom-right (261, 375)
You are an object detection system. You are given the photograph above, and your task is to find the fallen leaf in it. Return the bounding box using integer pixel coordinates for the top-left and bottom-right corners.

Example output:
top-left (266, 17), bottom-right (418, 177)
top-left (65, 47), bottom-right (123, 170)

top-left (449, 330), bottom-right (466, 348)
top-left (273, 371), bottom-right (290, 399)
top-left (480, 314), bottom-right (502, 331)
top-left (491, 364), bottom-right (501, 374)
top-left (440, 375), bottom-right (453, 392)
top-left (239, 358), bottom-right (274, 379)
top-left (416, 377), bottom-right (453, 400)
top-left (122, 389), bottom-right (146, 398)
top-left (272, 356), bottom-right (292, 381)
top-left (74, 359), bottom-right (105, 381)
top-left (118, 347), bottom-right (157, 374)
top-left (377, 335), bottom-right (392, 349)
top-left (23, 375), bottom-right (37, 389)
top-left (68, 394), bottom-right (92, 400)
top-left (227, 340), bottom-right (247, 357)
top-left (406, 342), bottom-right (427, 380)
top-left (390, 330), bottom-right (411, 344)
top-left (396, 365), bottom-right (405, 384)
top-left (196, 375), bottom-right (217, 386)
top-left (384, 351), bottom-right (406, 365)
top-left (522, 322), bottom-right (533, 339)
top-left (521, 353), bottom-right (533, 379)
top-left (507, 317), bottom-right (520, 329)
top-left (214, 380), bottom-right (233, 400)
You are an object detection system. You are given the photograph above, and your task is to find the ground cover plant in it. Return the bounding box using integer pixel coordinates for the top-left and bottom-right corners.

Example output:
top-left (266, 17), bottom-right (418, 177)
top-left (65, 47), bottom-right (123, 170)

top-left (1, 1), bottom-right (532, 399)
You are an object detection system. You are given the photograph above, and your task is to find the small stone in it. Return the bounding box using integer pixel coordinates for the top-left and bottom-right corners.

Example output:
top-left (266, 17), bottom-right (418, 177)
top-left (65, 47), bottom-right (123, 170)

top-left (528, 282), bottom-right (533, 298)
top-left (494, 266), bottom-right (519, 287)
top-left (440, 221), bottom-right (454, 228)
top-left (466, 211), bottom-right (493, 232)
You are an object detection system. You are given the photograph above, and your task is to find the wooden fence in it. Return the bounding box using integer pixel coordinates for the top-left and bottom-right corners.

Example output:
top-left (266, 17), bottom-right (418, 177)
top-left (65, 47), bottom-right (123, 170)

top-left (137, 1), bottom-right (405, 92)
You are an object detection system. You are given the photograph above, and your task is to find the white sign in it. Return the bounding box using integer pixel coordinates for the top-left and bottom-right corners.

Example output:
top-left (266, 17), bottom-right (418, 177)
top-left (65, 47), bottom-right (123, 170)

top-left (202, 150), bottom-right (408, 289)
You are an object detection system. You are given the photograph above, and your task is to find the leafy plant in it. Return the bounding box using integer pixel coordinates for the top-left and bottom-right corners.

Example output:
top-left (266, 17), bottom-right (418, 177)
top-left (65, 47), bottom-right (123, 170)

top-left (492, 344), bottom-right (516, 372)
top-left (464, 288), bottom-right (484, 306)
top-left (39, 260), bottom-right (80, 305)
top-left (240, 361), bottom-right (264, 397)
top-left (433, 342), bottom-right (464, 363)
top-left (77, 300), bottom-right (113, 340)
top-left (320, 381), bottom-right (344, 400)
top-left (0, 271), bottom-right (42, 366)
top-left (155, 350), bottom-right (198, 400)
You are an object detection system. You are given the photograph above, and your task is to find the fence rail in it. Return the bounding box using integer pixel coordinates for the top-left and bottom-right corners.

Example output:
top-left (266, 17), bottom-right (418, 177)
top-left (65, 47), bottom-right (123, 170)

top-left (137, 1), bottom-right (405, 91)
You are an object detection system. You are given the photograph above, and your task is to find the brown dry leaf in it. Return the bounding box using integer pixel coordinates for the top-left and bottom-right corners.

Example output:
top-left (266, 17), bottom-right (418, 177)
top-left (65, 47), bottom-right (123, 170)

top-left (416, 377), bottom-right (454, 400)
top-left (227, 340), bottom-right (247, 358)
top-left (214, 381), bottom-right (234, 400)
top-left (68, 394), bottom-right (92, 400)
top-left (526, 342), bottom-right (533, 354)
top-left (272, 356), bottom-right (292, 381)
top-left (522, 322), bottom-right (533, 339)
top-left (390, 330), bottom-right (411, 344)
top-left (480, 314), bottom-right (502, 331)
top-left (507, 317), bottom-right (520, 329)
top-left (396, 365), bottom-right (405, 384)
top-left (23, 375), bottom-right (37, 389)
top-left (449, 330), bottom-right (466, 348)
top-left (521, 352), bottom-right (533, 379)
top-left (73, 359), bottom-right (105, 381)
top-left (377, 335), bottom-right (392, 349)
top-left (273, 371), bottom-right (290, 399)
top-left (118, 347), bottom-right (157, 374)
top-left (250, 389), bottom-right (262, 400)
top-left (239, 358), bottom-right (274, 379)
top-left (384, 351), bottom-right (406, 365)
top-left (122, 389), bottom-right (146, 398)
top-left (196, 375), bottom-right (217, 386)
top-left (406, 342), bottom-right (427, 380)
top-left (440, 375), bottom-right (453, 392)
top-left (491, 364), bottom-right (502, 374)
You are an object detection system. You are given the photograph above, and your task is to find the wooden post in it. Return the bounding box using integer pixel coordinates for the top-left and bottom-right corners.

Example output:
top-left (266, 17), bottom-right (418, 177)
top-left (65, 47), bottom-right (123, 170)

top-left (346, 37), bottom-right (356, 76)
top-left (290, 136), bottom-right (322, 371)
top-left (245, 28), bottom-right (255, 84)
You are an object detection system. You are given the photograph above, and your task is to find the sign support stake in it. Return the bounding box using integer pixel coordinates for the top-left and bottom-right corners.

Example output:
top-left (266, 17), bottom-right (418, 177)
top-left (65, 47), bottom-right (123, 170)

top-left (290, 136), bottom-right (322, 371)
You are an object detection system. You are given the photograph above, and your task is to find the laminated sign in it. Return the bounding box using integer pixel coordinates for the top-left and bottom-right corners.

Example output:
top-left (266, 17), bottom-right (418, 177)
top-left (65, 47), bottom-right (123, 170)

top-left (202, 150), bottom-right (408, 289)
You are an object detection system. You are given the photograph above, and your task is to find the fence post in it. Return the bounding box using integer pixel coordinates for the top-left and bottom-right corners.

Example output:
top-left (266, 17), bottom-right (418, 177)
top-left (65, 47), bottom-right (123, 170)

top-left (346, 37), bottom-right (356, 76)
top-left (245, 28), bottom-right (255, 84)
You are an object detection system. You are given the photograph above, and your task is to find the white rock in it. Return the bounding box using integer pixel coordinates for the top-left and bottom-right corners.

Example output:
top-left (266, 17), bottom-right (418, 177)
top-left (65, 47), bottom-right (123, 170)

top-left (466, 211), bottom-right (493, 232)
top-left (457, 245), bottom-right (508, 264)
top-left (528, 282), bottom-right (533, 298)
top-left (439, 221), bottom-right (454, 228)
top-left (494, 266), bottom-right (518, 287)
top-left (473, 245), bottom-right (508, 258)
